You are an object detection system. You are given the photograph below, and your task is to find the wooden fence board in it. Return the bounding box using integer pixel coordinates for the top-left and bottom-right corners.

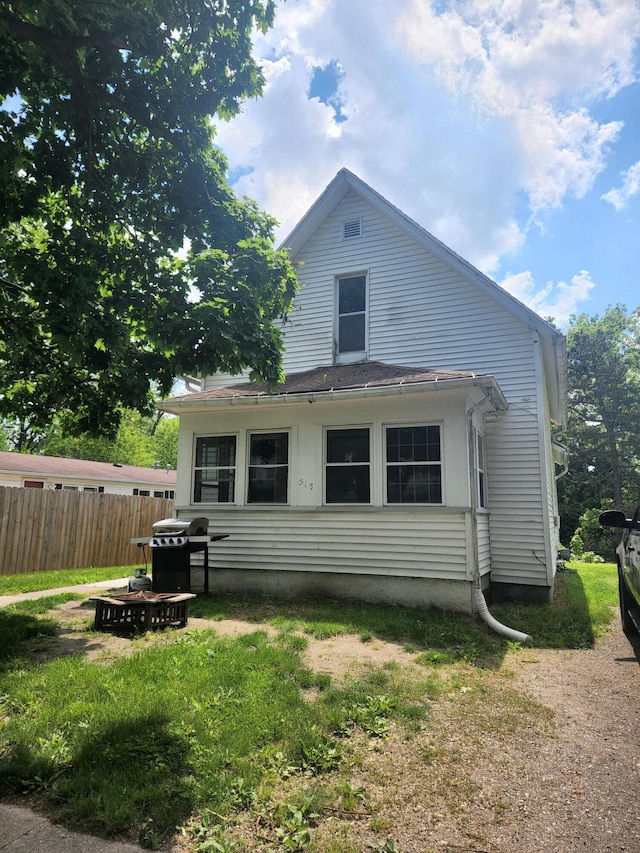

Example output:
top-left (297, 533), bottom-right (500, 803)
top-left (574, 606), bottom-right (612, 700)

top-left (0, 486), bottom-right (173, 575)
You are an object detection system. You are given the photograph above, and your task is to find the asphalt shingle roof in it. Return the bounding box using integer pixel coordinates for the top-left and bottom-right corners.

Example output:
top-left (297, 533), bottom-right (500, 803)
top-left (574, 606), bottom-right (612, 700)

top-left (0, 452), bottom-right (176, 485)
top-left (165, 362), bottom-right (483, 404)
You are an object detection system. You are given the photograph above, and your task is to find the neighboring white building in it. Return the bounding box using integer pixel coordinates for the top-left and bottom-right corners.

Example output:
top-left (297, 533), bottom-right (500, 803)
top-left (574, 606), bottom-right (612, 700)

top-left (0, 451), bottom-right (176, 498)
top-left (160, 169), bottom-right (567, 613)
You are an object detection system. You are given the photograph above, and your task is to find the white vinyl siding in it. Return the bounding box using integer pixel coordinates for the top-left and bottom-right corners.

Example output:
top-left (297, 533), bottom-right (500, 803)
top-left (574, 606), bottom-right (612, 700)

top-left (180, 507), bottom-right (471, 582)
top-left (477, 512), bottom-right (492, 576)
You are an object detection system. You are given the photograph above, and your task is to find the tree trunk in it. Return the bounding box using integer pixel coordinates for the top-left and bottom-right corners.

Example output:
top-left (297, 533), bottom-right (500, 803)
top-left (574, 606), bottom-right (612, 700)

top-left (604, 425), bottom-right (623, 509)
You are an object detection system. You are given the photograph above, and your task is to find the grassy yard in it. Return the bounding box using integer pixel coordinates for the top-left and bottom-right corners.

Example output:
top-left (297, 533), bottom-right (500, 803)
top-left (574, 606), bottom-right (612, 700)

top-left (0, 561), bottom-right (619, 851)
top-left (0, 565), bottom-right (129, 594)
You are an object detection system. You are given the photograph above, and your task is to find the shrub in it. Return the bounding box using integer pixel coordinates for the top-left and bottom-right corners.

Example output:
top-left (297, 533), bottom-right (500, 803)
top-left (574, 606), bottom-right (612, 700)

top-left (572, 502), bottom-right (620, 561)
top-left (581, 551), bottom-right (604, 563)
top-left (570, 533), bottom-right (584, 558)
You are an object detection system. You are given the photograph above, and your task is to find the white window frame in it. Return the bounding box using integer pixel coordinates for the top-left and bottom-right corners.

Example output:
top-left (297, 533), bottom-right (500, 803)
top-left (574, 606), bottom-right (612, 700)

top-left (193, 433), bottom-right (238, 505)
top-left (324, 425), bottom-right (372, 505)
top-left (475, 428), bottom-right (487, 509)
top-left (383, 423), bottom-right (444, 506)
top-left (334, 272), bottom-right (368, 364)
top-left (247, 429), bottom-right (290, 505)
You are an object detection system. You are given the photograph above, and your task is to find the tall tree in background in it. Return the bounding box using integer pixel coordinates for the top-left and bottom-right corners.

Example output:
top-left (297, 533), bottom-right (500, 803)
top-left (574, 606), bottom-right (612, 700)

top-left (36, 410), bottom-right (179, 469)
top-left (0, 0), bottom-right (297, 439)
top-left (559, 305), bottom-right (640, 540)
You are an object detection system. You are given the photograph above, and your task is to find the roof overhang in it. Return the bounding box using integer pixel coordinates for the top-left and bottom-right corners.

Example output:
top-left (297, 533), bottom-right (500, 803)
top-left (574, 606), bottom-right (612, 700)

top-left (159, 373), bottom-right (508, 416)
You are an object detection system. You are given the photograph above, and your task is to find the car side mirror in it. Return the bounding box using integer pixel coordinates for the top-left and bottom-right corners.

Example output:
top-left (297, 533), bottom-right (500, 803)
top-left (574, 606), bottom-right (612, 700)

top-left (599, 510), bottom-right (632, 529)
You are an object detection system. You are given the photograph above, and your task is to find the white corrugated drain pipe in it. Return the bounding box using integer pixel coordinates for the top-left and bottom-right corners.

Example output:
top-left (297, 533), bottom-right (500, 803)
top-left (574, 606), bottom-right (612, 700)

top-left (473, 587), bottom-right (532, 644)
top-left (467, 397), bottom-right (532, 644)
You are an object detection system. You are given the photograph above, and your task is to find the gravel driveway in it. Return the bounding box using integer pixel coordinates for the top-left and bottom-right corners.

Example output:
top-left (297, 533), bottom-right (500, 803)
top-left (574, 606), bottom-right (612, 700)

top-left (494, 622), bottom-right (640, 853)
top-left (362, 619), bottom-right (640, 853)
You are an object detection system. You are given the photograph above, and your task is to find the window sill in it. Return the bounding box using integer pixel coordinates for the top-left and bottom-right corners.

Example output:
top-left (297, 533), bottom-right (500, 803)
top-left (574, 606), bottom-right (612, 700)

top-left (177, 503), bottom-right (474, 513)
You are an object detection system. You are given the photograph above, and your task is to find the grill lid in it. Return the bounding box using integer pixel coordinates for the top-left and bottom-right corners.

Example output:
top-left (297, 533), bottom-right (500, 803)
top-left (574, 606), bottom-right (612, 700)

top-left (152, 517), bottom-right (209, 536)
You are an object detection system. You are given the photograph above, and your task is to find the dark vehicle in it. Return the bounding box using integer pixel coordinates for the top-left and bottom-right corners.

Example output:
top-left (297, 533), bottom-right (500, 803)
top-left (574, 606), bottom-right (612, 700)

top-left (599, 507), bottom-right (640, 634)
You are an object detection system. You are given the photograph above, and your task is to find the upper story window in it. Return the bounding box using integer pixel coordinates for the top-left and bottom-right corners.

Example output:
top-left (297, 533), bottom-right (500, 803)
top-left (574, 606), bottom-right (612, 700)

top-left (325, 427), bottom-right (371, 504)
top-left (194, 435), bottom-right (236, 503)
top-left (336, 273), bottom-right (367, 363)
top-left (248, 432), bottom-right (289, 504)
top-left (385, 425), bottom-right (442, 504)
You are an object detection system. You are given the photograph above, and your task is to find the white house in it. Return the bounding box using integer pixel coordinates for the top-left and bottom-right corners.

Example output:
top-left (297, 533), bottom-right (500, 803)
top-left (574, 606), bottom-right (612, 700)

top-left (0, 451), bottom-right (176, 497)
top-left (160, 169), bottom-right (567, 614)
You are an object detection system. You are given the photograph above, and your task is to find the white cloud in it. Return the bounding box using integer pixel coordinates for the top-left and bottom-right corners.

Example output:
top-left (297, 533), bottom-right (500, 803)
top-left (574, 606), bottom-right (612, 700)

top-left (396, 0), bottom-right (636, 211)
top-left (601, 160), bottom-right (640, 210)
top-left (213, 0), bottom-right (639, 318)
top-left (218, 0), bottom-right (531, 259)
top-left (500, 269), bottom-right (596, 326)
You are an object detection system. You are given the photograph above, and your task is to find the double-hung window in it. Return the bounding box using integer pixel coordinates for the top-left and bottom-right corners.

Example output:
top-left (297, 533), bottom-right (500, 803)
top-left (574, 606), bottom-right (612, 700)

top-left (475, 429), bottom-right (487, 508)
top-left (325, 427), bottom-right (371, 503)
top-left (194, 435), bottom-right (236, 503)
top-left (385, 425), bottom-right (442, 504)
top-left (248, 432), bottom-right (289, 503)
top-left (336, 274), bottom-right (367, 362)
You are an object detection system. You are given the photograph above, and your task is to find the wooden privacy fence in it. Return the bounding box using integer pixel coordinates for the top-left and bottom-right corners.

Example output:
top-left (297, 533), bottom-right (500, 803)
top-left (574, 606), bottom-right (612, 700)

top-left (0, 486), bottom-right (174, 575)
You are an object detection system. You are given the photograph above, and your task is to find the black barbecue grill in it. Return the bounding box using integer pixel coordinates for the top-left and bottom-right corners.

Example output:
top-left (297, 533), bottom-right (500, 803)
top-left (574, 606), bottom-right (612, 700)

top-left (132, 517), bottom-right (228, 594)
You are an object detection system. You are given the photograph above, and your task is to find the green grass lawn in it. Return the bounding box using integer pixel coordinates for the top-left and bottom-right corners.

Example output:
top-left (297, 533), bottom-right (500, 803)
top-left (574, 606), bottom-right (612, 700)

top-left (0, 566), bottom-right (130, 595)
top-left (0, 560), bottom-right (620, 850)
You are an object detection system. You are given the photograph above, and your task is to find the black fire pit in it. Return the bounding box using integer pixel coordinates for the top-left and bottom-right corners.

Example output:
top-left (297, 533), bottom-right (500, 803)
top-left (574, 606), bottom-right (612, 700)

top-left (90, 590), bottom-right (196, 631)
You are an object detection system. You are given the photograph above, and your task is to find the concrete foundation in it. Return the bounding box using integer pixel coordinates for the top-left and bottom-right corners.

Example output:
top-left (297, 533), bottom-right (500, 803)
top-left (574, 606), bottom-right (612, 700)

top-left (206, 568), bottom-right (474, 613)
top-left (490, 581), bottom-right (554, 605)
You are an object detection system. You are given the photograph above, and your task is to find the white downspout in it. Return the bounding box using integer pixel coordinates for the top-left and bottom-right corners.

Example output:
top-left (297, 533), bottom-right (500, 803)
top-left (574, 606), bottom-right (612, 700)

top-left (473, 587), bottom-right (532, 644)
top-left (467, 400), bottom-right (533, 644)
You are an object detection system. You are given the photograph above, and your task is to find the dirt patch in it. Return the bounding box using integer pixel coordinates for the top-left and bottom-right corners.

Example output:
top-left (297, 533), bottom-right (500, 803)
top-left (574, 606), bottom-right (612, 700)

top-left (45, 599), bottom-right (640, 851)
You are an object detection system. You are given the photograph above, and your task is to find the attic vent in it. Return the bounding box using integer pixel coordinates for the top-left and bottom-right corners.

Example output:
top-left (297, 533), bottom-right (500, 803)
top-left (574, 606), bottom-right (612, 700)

top-left (342, 218), bottom-right (362, 240)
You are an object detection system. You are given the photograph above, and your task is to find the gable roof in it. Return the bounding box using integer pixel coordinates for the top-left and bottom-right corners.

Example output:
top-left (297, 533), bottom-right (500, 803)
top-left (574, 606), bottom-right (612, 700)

top-left (0, 451), bottom-right (176, 486)
top-left (280, 169), bottom-right (567, 425)
top-left (160, 361), bottom-right (508, 413)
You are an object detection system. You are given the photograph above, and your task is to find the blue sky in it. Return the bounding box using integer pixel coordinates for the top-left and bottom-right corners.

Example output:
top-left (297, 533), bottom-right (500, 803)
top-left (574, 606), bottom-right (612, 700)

top-left (216, 0), bottom-right (640, 330)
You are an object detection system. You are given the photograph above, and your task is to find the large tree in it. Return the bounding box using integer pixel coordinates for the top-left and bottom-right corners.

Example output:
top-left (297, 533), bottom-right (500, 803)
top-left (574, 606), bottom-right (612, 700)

top-left (35, 409), bottom-right (179, 468)
top-left (559, 305), bottom-right (640, 540)
top-left (0, 0), bottom-right (297, 437)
